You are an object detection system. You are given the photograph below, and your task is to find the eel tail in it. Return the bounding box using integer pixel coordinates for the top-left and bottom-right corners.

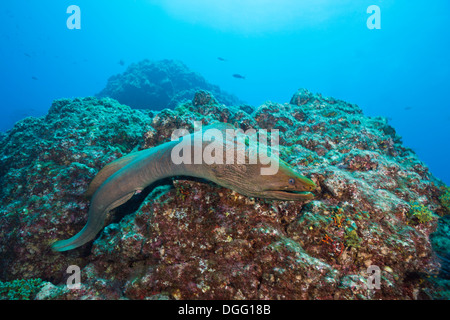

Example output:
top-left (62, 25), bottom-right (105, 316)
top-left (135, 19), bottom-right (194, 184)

top-left (52, 190), bottom-right (135, 252)
top-left (51, 218), bottom-right (102, 252)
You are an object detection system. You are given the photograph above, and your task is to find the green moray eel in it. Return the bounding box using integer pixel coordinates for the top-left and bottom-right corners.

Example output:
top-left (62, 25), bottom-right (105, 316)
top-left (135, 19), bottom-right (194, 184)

top-left (51, 123), bottom-right (316, 251)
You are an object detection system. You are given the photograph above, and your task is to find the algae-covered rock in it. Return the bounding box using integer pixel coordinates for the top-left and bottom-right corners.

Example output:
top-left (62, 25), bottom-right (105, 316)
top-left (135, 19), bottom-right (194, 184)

top-left (0, 88), bottom-right (448, 299)
top-left (97, 59), bottom-right (243, 110)
top-left (0, 97), bottom-right (153, 283)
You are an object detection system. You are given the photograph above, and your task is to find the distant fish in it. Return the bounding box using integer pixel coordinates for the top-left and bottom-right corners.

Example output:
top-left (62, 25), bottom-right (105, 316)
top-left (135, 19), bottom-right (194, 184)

top-left (118, 59), bottom-right (125, 66)
top-left (24, 53), bottom-right (31, 58)
top-left (404, 106), bottom-right (413, 110)
top-left (31, 76), bottom-right (38, 80)
top-left (232, 74), bottom-right (245, 79)
top-left (217, 57), bottom-right (227, 61)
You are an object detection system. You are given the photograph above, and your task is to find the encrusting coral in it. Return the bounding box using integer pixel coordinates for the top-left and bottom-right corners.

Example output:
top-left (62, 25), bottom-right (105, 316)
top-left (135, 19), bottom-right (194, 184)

top-left (0, 278), bottom-right (44, 300)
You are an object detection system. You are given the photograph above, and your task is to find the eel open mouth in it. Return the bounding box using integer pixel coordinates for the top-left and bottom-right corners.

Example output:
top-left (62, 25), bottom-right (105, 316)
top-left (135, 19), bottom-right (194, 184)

top-left (263, 189), bottom-right (315, 200)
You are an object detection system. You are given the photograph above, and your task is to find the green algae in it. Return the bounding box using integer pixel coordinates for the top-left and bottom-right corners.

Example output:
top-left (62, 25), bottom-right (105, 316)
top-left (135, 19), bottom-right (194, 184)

top-left (409, 202), bottom-right (434, 224)
top-left (0, 278), bottom-right (44, 300)
top-left (344, 229), bottom-right (362, 249)
top-left (439, 186), bottom-right (450, 214)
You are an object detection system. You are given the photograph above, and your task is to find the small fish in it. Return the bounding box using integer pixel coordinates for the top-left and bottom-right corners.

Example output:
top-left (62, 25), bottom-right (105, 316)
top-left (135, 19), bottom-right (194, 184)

top-left (217, 57), bottom-right (227, 61)
top-left (31, 76), bottom-right (38, 80)
top-left (24, 53), bottom-right (31, 58)
top-left (232, 74), bottom-right (245, 79)
top-left (118, 59), bottom-right (125, 66)
top-left (404, 106), bottom-right (413, 110)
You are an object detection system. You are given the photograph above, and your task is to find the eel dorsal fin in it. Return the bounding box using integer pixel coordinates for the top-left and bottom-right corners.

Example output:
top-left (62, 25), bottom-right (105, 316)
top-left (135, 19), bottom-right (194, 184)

top-left (84, 150), bottom-right (144, 199)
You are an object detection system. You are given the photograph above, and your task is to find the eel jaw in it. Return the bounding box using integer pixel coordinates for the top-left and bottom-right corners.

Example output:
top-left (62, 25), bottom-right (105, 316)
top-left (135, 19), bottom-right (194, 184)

top-left (260, 177), bottom-right (317, 200)
top-left (261, 190), bottom-right (315, 201)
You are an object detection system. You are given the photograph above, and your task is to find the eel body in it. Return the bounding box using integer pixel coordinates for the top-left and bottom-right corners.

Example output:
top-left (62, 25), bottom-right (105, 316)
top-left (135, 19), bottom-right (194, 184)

top-left (52, 123), bottom-right (316, 251)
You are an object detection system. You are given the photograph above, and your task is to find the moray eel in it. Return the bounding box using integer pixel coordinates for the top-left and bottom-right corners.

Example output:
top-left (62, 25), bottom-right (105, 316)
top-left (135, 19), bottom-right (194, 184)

top-left (51, 123), bottom-right (316, 251)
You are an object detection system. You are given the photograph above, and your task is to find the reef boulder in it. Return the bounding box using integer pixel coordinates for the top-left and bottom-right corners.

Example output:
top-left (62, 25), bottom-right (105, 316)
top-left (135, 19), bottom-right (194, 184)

top-left (97, 59), bottom-right (243, 110)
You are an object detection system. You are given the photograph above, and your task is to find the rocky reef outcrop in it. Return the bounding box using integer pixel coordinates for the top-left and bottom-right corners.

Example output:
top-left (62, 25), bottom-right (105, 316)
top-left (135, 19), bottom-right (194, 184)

top-left (0, 89), bottom-right (449, 299)
top-left (96, 59), bottom-right (243, 110)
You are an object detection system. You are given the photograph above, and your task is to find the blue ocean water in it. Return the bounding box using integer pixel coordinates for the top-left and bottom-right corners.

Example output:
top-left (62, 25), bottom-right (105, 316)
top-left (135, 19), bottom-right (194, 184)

top-left (1, 0), bottom-right (449, 184)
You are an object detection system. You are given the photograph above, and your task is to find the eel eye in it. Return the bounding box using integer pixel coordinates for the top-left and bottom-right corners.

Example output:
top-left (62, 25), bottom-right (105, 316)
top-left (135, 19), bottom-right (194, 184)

top-left (288, 178), bottom-right (295, 185)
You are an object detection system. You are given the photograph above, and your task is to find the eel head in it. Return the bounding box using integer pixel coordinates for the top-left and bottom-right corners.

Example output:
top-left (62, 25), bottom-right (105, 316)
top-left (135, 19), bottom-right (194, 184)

top-left (210, 159), bottom-right (316, 201)
top-left (256, 162), bottom-right (316, 201)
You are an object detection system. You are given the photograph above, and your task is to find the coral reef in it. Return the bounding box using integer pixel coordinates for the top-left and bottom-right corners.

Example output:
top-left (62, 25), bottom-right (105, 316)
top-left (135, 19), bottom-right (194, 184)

top-left (97, 59), bottom-right (243, 110)
top-left (0, 88), bottom-right (448, 299)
